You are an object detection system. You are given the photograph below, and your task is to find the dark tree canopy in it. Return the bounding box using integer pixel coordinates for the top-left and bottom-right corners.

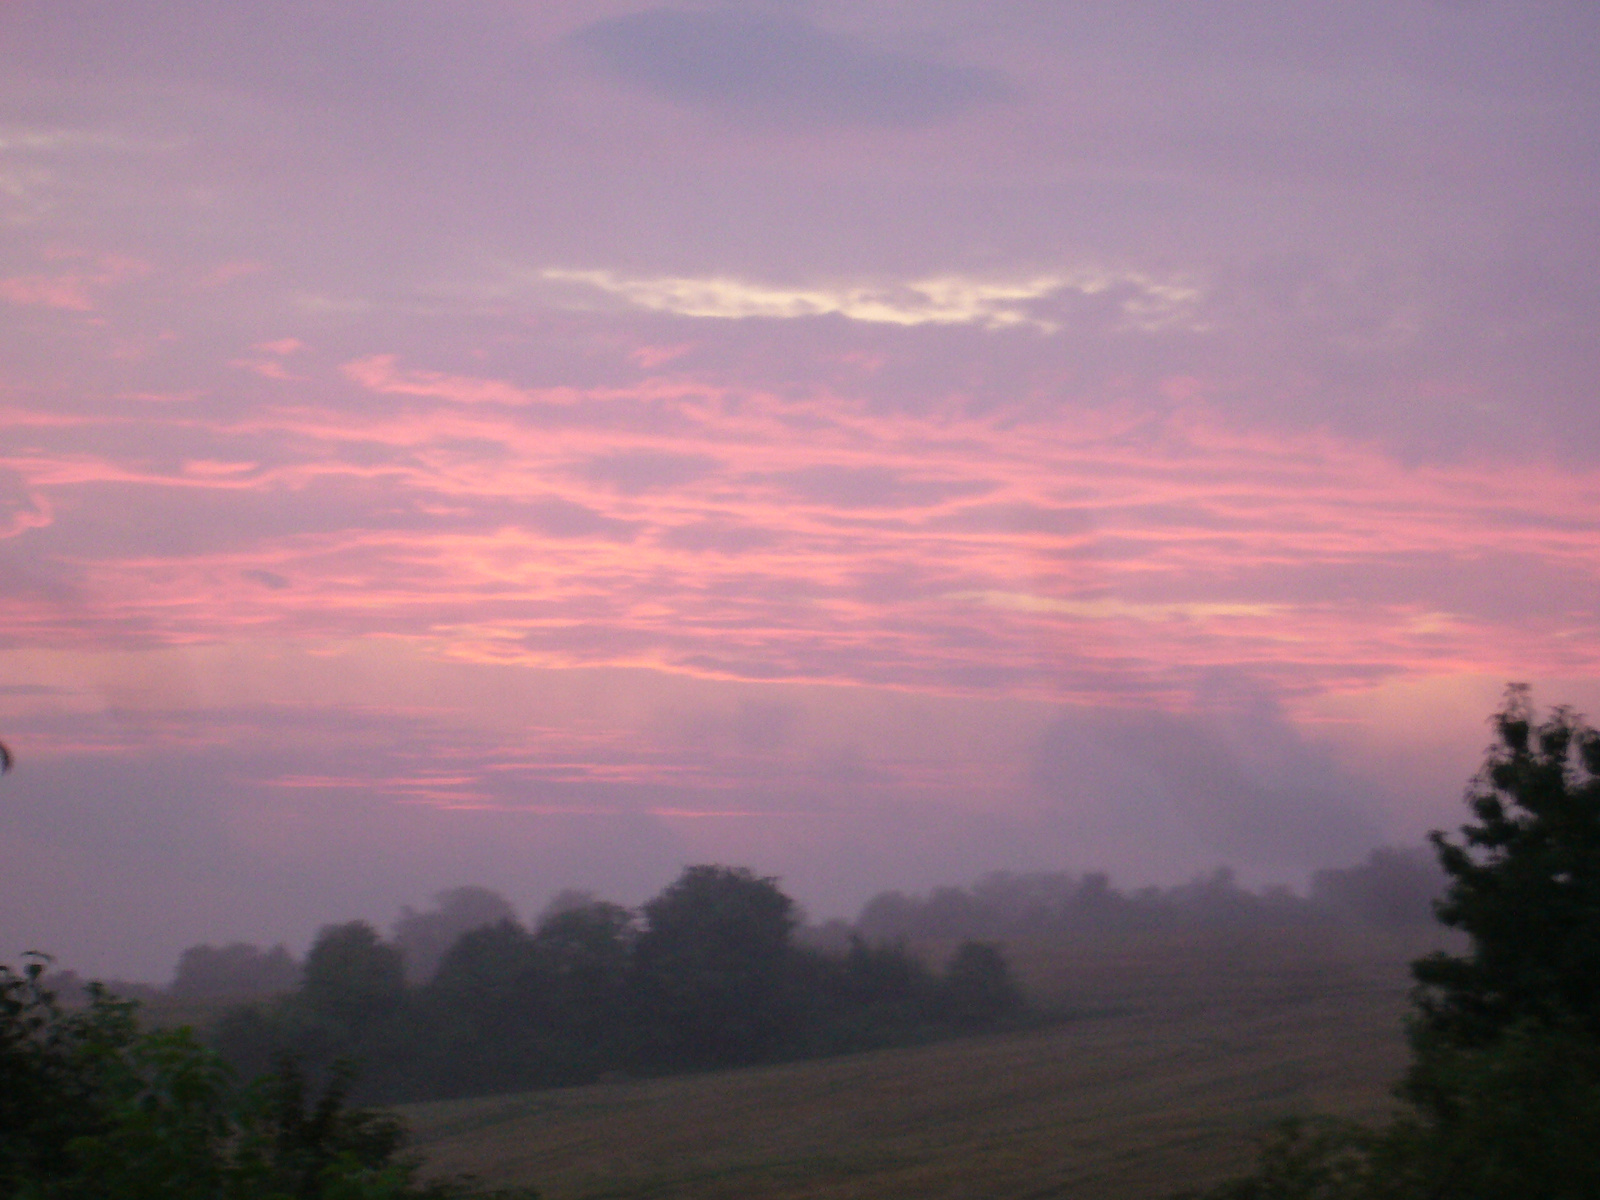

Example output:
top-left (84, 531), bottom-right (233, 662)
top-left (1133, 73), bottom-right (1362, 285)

top-left (300, 922), bottom-right (405, 1027)
top-left (531, 900), bottom-right (633, 1022)
top-left (1411, 685), bottom-right (1600, 1049)
top-left (633, 865), bottom-right (798, 1068)
top-left (429, 920), bottom-right (538, 1013)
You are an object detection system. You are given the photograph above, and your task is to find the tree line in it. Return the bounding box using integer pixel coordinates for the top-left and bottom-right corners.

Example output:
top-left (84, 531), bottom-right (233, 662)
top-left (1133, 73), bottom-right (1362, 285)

top-left (852, 849), bottom-right (1444, 944)
top-left (163, 845), bottom-right (1444, 1009)
top-left (206, 865), bottom-right (1024, 1103)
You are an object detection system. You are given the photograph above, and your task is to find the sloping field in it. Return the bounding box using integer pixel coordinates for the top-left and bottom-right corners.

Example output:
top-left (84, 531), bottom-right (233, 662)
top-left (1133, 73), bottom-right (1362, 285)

top-left (403, 929), bottom-right (1433, 1200)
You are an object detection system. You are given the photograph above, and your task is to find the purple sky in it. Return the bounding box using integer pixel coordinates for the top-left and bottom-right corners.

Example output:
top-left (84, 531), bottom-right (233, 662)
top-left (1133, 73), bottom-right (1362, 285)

top-left (3, 1), bottom-right (1599, 980)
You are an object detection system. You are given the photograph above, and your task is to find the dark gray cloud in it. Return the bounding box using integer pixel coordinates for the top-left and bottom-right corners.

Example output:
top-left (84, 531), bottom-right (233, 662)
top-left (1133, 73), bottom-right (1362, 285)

top-left (571, 8), bottom-right (1013, 127)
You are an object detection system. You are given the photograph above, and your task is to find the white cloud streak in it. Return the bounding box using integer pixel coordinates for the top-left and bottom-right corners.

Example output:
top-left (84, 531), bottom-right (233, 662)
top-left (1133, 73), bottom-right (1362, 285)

top-left (538, 267), bottom-right (1202, 331)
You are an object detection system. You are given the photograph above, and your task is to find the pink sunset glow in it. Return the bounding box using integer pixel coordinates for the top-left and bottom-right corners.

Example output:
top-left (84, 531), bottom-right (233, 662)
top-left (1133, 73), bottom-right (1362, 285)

top-left (2, 2), bottom-right (1597, 978)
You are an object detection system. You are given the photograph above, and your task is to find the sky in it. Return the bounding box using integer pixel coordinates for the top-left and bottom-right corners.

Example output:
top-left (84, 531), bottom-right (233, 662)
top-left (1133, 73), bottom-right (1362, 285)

top-left (2, 1), bottom-right (1599, 980)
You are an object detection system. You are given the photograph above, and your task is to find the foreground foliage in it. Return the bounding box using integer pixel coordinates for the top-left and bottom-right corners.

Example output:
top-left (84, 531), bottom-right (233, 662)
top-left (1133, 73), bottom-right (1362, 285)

top-left (0, 957), bottom-right (534, 1200)
top-left (1185, 687), bottom-right (1600, 1200)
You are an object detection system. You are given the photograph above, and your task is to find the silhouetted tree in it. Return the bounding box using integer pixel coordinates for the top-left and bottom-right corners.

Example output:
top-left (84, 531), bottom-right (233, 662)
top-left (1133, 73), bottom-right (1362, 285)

top-left (1410, 685), bottom-right (1600, 1049)
top-left (787, 935), bottom-right (946, 1054)
top-left (419, 919), bottom-right (543, 1096)
top-left (288, 922), bottom-right (416, 1099)
top-left (408, 903), bottom-right (637, 1095)
top-left (533, 900), bottom-right (633, 992)
top-left (536, 888), bottom-right (602, 923)
top-left (1392, 687), bottom-right (1600, 1195)
top-left (857, 864), bottom-right (1352, 943)
top-left (428, 921), bottom-right (537, 1011)
top-left (839, 935), bottom-right (933, 1012)
top-left (301, 923), bottom-right (405, 1029)
top-left (632, 865), bottom-right (797, 1069)
top-left (531, 901), bottom-right (634, 1076)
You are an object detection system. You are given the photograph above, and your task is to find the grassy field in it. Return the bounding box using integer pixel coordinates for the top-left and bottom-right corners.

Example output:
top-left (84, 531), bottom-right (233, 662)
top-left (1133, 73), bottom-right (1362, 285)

top-left (403, 927), bottom-right (1438, 1200)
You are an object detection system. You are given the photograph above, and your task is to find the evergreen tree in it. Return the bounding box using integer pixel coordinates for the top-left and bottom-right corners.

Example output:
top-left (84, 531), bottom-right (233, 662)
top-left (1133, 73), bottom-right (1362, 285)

top-left (1410, 684), bottom-right (1600, 1049)
top-left (1184, 687), bottom-right (1600, 1200)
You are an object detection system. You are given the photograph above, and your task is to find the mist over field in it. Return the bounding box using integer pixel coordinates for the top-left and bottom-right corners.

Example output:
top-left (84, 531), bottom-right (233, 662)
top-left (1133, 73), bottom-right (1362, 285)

top-left (3, 1), bottom-right (1599, 986)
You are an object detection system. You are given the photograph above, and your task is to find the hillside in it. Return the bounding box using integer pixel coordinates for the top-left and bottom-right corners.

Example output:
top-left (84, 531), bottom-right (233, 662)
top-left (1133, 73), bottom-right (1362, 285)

top-left (403, 928), bottom-right (1434, 1199)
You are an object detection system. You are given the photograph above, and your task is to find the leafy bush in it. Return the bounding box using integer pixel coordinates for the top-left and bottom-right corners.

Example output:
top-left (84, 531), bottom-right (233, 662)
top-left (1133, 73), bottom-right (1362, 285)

top-left (0, 956), bottom-right (536, 1200)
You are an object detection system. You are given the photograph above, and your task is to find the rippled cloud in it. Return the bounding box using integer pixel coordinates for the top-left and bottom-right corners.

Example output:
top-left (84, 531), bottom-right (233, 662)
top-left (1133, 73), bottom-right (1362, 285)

top-left (4, 335), bottom-right (1596, 704)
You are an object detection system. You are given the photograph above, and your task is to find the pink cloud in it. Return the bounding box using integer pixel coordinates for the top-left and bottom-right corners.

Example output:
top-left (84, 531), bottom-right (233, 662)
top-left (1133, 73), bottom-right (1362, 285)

top-left (341, 356), bottom-right (546, 406)
top-left (3, 354), bottom-right (1596, 711)
top-left (0, 255), bottom-right (150, 312)
top-left (629, 342), bottom-right (695, 368)
top-left (0, 274), bottom-right (97, 311)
